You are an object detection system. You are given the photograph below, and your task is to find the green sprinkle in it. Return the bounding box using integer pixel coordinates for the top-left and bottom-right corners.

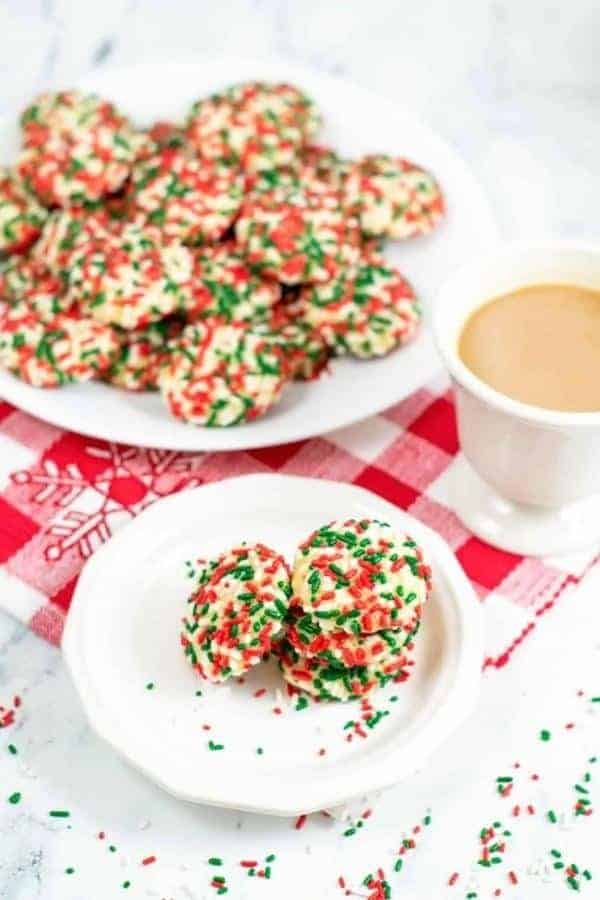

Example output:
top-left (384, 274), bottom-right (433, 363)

top-left (208, 740), bottom-right (224, 751)
top-left (109, 845), bottom-right (117, 853)
top-left (554, 862), bottom-right (565, 870)
top-left (122, 881), bottom-right (131, 889)
top-left (547, 810), bottom-right (558, 823)
top-left (551, 849), bottom-right (563, 858)
top-left (65, 868), bottom-right (75, 875)
top-left (394, 859), bottom-right (403, 872)
top-left (195, 690), bottom-right (203, 697)
top-left (265, 854), bottom-right (275, 863)
top-left (567, 876), bottom-right (579, 890)
top-left (145, 682), bottom-right (155, 690)
top-left (7, 744), bottom-right (17, 755)
top-left (540, 729), bottom-right (551, 742)
top-left (591, 697), bottom-right (600, 703)
top-left (8, 792), bottom-right (21, 804)
top-left (209, 857), bottom-right (223, 866)
top-left (343, 827), bottom-right (356, 837)
top-left (256, 747), bottom-right (264, 755)
top-left (583, 870), bottom-right (592, 880)
top-left (264, 867), bottom-right (271, 879)
top-left (423, 814), bottom-right (432, 826)
top-left (295, 696), bottom-right (309, 712)
top-left (49, 810), bottom-right (70, 818)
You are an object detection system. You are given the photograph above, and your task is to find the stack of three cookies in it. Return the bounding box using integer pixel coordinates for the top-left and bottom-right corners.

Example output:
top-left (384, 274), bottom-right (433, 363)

top-left (278, 519), bottom-right (431, 701)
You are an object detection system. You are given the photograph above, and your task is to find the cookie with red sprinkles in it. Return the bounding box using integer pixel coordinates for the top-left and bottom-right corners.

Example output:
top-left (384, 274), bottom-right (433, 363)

top-left (297, 251), bottom-right (421, 358)
top-left (277, 634), bottom-right (415, 701)
top-left (235, 186), bottom-right (360, 284)
top-left (286, 605), bottom-right (421, 667)
top-left (0, 256), bottom-right (73, 321)
top-left (19, 90), bottom-right (132, 147)
top-left (0, 168), bottom-right (47, 254)
top-left (158, 320), bottom-right (290, 426)
top-left (31, 209), bottom-right (112, 276)
top-left (185, 81), bottom-right (320, 173)
top-left (184, 241), bottom-right (281, 323)
top-left (181, 543), bottom-right (292, 682)
top-left (130, 149), bottom-right (244, 245)
top-left (255, 310), bottom-right (330, 380)
top-left (292, 518), bottom-right (431, 634)
top-left (67, 221), bottom-right (193, 329)
top-left (105, 318), bottom-right (183, 391)
top-left (344, 154), bottom-right (445, 239)
top-left (0, 301), bottom-right (119, 387)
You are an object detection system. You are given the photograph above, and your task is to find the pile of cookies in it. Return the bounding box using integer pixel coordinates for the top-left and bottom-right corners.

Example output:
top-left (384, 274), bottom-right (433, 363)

top-left (0, 83), bottom-right (444, 427)
top-left (181, 518), bottom-right (431, 702)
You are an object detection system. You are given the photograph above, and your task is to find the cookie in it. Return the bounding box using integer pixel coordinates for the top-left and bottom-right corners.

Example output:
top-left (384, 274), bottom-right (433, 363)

top-left (104, 318), bottom-right (183, 391)
top-left (159, 320), bottom-right (290, 426)
top-left (277, 635), bottom-right (414, 701)
top-left (0, 256), bottom-right (73, 321)
top-left (130, 149), bottom-right (244, 244)
top-left (344, 155), bottom-right (444, 239)
top-left (185, 241), bottom-right (281, 323)
top-left (0, 301), bottom-right (119, 387)
top-left (67, 221), bottom-right (193, 330)
top-left (0, 168), bottom-right (47, 254)
top-left (235, 186), bottom-right (360, 284)
top-left (181, 543), bottom-right (292, 682)
top-left (298, 252), bottom-right (421, 358)
top-left (292, 518), bottom-right (431, 634)
top-left (185, 81), bottom-right (320, 173)
top-left (19, 90), bottom-right (131, 146)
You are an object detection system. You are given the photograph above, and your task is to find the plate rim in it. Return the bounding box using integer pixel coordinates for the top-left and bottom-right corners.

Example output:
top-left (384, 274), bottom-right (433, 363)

top-left (0, 56), bottom-right (497, 452)
top-left (62, 473), bottom-right (483, 815)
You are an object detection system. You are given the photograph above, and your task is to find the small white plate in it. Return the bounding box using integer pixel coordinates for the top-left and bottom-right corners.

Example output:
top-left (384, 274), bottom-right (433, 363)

top-left (63, 474), bottom-right (483, 815)
top-left (0, 56), bottom-right (497, 451)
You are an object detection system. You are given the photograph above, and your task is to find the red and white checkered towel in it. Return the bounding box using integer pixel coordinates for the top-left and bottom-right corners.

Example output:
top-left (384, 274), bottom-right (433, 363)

top-left (1, 373), bottom-right (597, 668)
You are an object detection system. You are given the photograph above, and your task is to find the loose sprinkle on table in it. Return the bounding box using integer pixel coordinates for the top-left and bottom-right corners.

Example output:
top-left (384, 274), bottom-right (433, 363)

top-left (540, 729), bottom-right (552, 742)
top-left (8, 792), bottom-right (21, 804)
top-left (208, 740), bottom-right (224, 751)
top-left (49, 810), bottom-right (70, 818)
top-left (141, 855), bottom-right (156, 866)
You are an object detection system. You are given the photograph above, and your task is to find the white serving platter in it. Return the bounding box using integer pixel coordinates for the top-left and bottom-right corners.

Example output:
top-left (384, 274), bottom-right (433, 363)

top-left (0, 56), bottom-right (496, 450)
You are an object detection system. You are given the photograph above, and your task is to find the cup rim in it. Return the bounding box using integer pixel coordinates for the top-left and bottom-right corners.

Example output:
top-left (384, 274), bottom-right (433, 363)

top-left (432, 239), bottom-right (600, 429)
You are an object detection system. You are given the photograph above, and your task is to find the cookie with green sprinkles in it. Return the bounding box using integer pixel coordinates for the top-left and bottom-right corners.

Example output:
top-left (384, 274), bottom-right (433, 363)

top-left (31, 209), bottom-right (112, 277)
top-left (235, 186), bottom-right (360, 285)
top-left (181, 542), bottom-right (292, 682)
top-left (255, 308), bottom-right (330, 380)
top-left (104, 318), bottom-right (183, 391)
top-left (299, 144), bottom-right (351, 190)
top-left (158, 320), bottom-right (290, 426)
top-left (185, 81), bottom-right (320, 173)
top-left (19, 90), bottom-right (133, 147)
top-left (66, 221), bottom-right (193, 330)
top-left (277, 635), bottom-right (414, 701)
top-left (297, 251), bottom-right (421, 358)
top-left (0, 168), bottom-right (48, 254)
top-left (292, 518), bottom-right (431, 634)
top-left (130, 149), bottom-right (244, 245)
top-left (343, 154), bottom-right (445, 240)
top-left (286, 604), bottom-right (421, 667)
top-left (185, 241), bottom-right (281, 323)
top-left (0, 257), bottom-right (73, 322)
top-left (0, 301), bottom-right (120, 387)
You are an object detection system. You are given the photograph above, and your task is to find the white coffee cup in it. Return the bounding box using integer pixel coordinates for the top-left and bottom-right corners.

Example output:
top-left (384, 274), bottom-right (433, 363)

top-left (432, 241), bottom-right (600, 556)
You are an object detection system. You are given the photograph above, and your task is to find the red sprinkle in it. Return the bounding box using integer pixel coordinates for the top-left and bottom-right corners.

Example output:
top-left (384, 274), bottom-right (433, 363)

top-left (97, 831), bottom-right (105, 840)
top-left (338, 876), bottom-right (346, 889)
top-left (318, 748), bottom-right (326, 756)
top-left (527, 804), bottom-right (536, 815)
top-left (508, 871), bottom-right (518, 885)
top-left (13, 696), bottom-right (21, 708)
top-left (448, 872), bottom-right (459, 886)
top-left (295, 814), bottom-right (307, 830)
top-left (254, 688), bottom-right (267, 698)
top-left (240, 860), bottom-right (258, 868)
top-left (512, 805), bottom-right (520, 817)
top-left (273, 707), bottom-right (282, 715)
top-left (141, 856), bottom-right (156, 866)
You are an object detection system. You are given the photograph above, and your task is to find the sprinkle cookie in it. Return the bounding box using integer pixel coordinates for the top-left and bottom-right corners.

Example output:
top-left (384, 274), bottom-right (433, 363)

top-left (19, 90), bottom-right (132, 146)
top-left (186, 81), bottom-right (320, 173)
top-left (159, 320), bottom-right (290, 426)
top-left (67, 221), bottom-right (193, 330)
top-left (181, 543), bottom-right (292, 682)
top-left (344, 155), bottom-right (445, 239)
top-left (185, 241), bottom-right (281, 323)
top-left (0, 301), bottom-right (119, 387)
top-left (0, 169), bottom-right (47, 254)
top-left (130, 149), bottom-right (244, 245)
top-left (31, 209), bottom-right (111, 276)
top-left (298, 252), bottom-right (421, 358)
top-left (292, 518), bottom-right (431, 634)
top-left (235, 186), bottom-right (360, 284)
top-left (0, 257), bottom-right (73, 321)
top-left (256, 310), bottom-right (330, 380)
top-left (277, 636), bottom-right (414, 701)
top-left (105, 318), bottom-right (183, 391)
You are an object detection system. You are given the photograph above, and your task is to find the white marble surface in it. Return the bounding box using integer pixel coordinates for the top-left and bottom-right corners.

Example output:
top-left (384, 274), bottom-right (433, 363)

top-left (1, 2), bottom-right (600, 898)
